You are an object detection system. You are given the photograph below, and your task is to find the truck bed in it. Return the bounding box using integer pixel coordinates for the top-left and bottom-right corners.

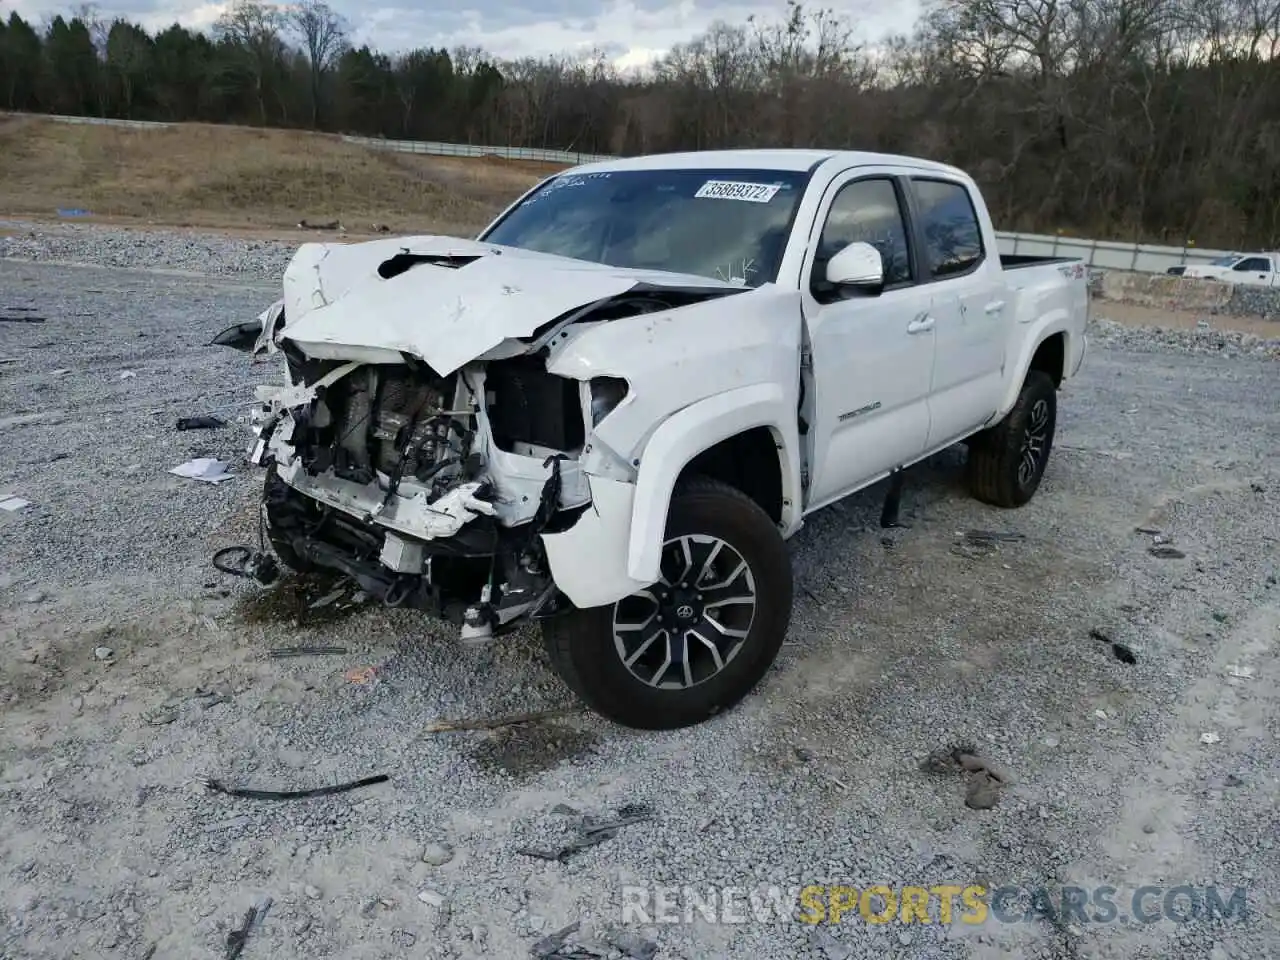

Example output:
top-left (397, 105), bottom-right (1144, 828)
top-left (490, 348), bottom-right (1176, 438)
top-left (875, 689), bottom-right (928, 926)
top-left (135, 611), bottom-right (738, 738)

top-left (1000, 253), bottom-right (1079, 270)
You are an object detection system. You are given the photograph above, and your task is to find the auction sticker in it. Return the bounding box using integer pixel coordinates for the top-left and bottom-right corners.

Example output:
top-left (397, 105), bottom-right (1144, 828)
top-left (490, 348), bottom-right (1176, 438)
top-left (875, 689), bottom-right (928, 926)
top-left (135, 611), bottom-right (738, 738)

top-left (694, 180), bottom-right (782, 203)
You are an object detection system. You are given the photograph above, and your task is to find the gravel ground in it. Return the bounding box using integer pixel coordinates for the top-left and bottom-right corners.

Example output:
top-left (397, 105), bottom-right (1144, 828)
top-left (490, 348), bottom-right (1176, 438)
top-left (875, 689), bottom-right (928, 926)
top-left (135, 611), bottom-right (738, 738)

top-left (1, 219), bottom-right (298, 281)
top-left (1, 250), bottom-right (1278, 960)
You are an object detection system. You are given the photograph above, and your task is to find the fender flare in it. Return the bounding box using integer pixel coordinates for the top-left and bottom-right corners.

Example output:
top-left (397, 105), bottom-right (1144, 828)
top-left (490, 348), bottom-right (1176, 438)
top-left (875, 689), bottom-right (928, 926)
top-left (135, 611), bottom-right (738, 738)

top-left (994, 312), bottom-right (1077, 418)
top-left (626, 382), bottom-right (799, 584)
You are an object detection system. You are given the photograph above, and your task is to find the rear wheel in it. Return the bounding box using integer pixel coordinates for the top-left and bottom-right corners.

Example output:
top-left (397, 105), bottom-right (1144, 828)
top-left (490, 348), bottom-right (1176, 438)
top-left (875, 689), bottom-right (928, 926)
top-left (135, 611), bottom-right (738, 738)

top-left (542, 476), bottom-right (793, 730)
top-left (968, 370), bottom-right (1057, 508)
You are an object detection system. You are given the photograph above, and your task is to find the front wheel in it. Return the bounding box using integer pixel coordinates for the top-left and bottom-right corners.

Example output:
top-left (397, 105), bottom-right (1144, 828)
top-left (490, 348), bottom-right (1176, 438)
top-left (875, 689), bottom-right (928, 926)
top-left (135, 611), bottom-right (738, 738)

top-left (263, 464), bottom-right (317, 573)
top-left (967, 369), bottom-right (1058, 508)
top-left (541, 476), bottom-right (794, 730)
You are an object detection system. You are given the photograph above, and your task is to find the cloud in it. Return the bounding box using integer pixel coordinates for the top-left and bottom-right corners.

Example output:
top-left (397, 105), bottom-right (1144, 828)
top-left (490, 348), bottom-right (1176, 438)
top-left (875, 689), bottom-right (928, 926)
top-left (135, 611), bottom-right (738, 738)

top-left (6, 0), bottom-right (921, 64)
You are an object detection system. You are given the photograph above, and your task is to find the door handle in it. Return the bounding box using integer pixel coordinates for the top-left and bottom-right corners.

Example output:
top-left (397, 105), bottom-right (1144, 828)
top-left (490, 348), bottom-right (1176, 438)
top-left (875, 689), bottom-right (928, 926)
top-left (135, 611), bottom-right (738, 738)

top-left (906, 314), bottom-right (935, 334)
top-left (985, 300), bottom-right (1006, 315)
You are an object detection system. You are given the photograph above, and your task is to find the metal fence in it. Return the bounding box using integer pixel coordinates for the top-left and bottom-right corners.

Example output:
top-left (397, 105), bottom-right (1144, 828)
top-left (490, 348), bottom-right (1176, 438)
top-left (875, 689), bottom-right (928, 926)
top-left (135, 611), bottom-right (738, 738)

top-left (341, 134), bottom-right (613, 166)
top-left (19, 112), bottom-right (175, 130)
top-left (10, 111), bottom-right (1255, 273)
top-left (994, 230), bottom-right (1238, 275)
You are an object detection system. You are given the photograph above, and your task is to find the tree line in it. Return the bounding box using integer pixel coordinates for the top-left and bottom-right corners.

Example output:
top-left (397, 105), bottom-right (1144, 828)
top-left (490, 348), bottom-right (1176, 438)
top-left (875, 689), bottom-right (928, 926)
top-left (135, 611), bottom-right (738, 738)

top-left (2, 0), bottom-right (1279, 248)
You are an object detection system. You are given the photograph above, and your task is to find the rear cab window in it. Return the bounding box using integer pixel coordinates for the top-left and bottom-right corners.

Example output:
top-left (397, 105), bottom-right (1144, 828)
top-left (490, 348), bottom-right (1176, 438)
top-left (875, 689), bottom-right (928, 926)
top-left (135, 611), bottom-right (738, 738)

top-left (909, 178), bottom-right (985, 279)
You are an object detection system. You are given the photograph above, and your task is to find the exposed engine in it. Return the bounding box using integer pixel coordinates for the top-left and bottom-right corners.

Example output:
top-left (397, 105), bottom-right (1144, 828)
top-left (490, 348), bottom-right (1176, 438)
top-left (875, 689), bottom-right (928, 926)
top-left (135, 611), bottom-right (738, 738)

top-left (291, 362), bottom-right (475, 499)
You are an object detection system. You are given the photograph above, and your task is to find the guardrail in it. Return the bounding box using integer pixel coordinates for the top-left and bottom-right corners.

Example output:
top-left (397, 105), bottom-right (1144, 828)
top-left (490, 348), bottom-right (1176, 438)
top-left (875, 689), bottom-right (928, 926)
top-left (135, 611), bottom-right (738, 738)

top-left (340, 134), bottom-right (613, 166)
top-left (994, 231), bottom-right (1239, 276)
top-left (16, 112), bottom-right (175, 130)
top-left (8, 112), bottom-right (1261, 272)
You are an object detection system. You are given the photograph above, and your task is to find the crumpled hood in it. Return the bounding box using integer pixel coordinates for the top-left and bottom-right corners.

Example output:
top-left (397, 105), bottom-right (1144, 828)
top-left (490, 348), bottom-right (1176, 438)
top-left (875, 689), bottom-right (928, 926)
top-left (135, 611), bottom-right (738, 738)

top-left (276, 235), bottom-right (741, 374)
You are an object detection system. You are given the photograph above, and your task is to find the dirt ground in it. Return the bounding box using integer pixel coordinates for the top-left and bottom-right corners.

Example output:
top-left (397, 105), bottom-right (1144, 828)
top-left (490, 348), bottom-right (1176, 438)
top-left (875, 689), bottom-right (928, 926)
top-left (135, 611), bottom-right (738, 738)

top-left (1, 257), bottom-right (1277, 960)
top-left (0, 115), bottom-right (561, 237)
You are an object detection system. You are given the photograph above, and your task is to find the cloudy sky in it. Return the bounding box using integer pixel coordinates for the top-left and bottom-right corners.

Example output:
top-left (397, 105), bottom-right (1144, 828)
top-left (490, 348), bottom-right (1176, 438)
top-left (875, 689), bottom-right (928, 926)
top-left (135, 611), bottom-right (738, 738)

top-left (5, 0), bottom-right (922, 65)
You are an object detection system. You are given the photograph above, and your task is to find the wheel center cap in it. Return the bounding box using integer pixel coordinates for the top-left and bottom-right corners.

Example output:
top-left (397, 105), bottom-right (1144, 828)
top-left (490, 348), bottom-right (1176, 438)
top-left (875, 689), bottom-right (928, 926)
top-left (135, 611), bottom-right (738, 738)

top-left (675, 603), bottom-right (696, 621)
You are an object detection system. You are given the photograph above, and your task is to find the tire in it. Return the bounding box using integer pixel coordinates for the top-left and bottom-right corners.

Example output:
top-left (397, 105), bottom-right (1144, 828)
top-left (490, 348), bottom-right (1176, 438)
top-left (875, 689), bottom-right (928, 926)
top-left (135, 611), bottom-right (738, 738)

top-left (262, 464), bottom-right (317, 573)
top-left (968, 370), bottom-right (1057, 508)
top-left (541, 476), bottom-right (794, 730)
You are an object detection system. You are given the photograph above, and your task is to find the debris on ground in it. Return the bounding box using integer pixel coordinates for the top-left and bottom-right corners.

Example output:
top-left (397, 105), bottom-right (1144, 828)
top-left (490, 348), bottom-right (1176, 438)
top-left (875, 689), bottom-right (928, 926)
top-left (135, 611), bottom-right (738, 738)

top-left (1227, 664), bottom-right (1255, 679)
top-left (1200, 732), bottom-right (1221, 745)
top-left (1089, 628), bottom-right (1138, 664)
top-left (200, 772), bottom-right (389, 800)
top-left (963, 529), bottom-right (1027, 544)
top-left (344, 666), bottom-right (378, 685)
top-left (212, 545), bottom-right (279, 584)
top-left (225, 896), bottom-right (272, 960)
top-left (308, 582), bottom-right (348, 609)
top-left (297, 219), bottom-right (343, 231)
top-left (170, 457), bottom-right (234, 484)
top-left (531, 922), bottom-right (660, 959)
top-left (0, 494), bottom-right (32, 511)
top-left (0, 312), bottom-right (46, 323)
top-left (192, 683), bottom-right (233, 708)
top-left (119, 370), bottom-right (136, 380)
top-left (920, 743), bottom-right (1011, 810)
top-left (1149, 544), bottom-right (1187, 559)
top-left (143, 705), bottom-right (178, 725)
top-left (175, 415), bottom-right (228, 431)
top-left (268, 645), bottom-right (349, 658)
top-left (516, 803), bottom-right (655, 862)
top-left (951, 529), bottom-right (1025, 559)
top-left (426, 706), bottom-right (585, 733)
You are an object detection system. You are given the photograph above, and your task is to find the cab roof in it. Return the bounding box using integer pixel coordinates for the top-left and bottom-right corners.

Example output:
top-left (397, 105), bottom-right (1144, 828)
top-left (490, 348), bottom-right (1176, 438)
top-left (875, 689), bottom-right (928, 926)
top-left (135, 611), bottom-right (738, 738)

top-left (570, 148), bottom-right (965, 178)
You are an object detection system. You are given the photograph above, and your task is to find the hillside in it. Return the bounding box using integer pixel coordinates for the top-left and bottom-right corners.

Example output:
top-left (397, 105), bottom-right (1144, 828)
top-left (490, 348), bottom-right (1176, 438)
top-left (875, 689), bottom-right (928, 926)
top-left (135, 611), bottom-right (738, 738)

top-left (0, 116), bottom-right (561, 237)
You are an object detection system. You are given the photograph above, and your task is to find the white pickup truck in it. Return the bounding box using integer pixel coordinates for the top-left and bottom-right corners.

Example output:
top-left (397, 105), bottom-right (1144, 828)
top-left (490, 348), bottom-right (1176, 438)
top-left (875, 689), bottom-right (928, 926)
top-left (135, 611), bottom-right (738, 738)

top-left (216, 149), bottom-right (1088, 730)
top-left (1170, 251), bottom-right (1280, 285)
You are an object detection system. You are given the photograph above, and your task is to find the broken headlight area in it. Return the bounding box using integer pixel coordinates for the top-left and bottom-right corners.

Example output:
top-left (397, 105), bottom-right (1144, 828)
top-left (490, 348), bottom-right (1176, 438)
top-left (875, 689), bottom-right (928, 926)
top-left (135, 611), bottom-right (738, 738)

top-left (589, 377), bottom-right (629, 427)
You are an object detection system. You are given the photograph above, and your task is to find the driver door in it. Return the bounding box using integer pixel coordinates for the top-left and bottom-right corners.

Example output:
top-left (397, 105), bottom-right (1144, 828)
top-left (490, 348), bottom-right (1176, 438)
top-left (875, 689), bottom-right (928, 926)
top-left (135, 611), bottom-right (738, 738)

top-left (1230, 256), bottom-right (1274, 286)
top-left (801, 171), bottom-right (938, 512)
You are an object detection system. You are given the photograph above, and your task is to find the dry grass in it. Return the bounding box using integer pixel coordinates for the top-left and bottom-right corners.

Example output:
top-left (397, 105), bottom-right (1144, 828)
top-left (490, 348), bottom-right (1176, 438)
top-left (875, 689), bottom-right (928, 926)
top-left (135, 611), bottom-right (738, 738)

top-left (0, 116), bottom-right (567, 237)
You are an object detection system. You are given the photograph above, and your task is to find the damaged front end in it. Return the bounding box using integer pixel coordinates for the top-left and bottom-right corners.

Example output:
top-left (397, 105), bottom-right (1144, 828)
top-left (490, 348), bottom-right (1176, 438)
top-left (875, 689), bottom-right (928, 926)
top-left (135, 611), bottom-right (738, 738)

top-left (237, 236), bottom-right (753, 640)
top-left (252, 351), bottom-right (608, 639)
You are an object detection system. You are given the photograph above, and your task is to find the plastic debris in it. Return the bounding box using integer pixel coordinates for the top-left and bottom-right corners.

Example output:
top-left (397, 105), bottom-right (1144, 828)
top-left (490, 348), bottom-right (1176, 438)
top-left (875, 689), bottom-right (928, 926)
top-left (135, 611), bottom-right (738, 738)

top-left (0, 495), bottom-right (32, 512)
top-left (268, 645), bottom-right (349, 658)
top-left (201, 773), bottom-right (389, 800)
top-left (225, 897), bottom-right (272, 960)
top-left (170, 458), bottom-right (234, 484)
top-left (176, 415), bottom-right (228, 431)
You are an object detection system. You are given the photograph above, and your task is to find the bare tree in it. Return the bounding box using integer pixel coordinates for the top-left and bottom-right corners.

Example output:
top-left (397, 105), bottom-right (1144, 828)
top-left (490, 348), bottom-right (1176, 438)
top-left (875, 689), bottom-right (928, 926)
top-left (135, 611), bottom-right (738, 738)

top-left (214, 0), bottom-right (287, 125)
top-left (287, 0), bottom-right (348, 128)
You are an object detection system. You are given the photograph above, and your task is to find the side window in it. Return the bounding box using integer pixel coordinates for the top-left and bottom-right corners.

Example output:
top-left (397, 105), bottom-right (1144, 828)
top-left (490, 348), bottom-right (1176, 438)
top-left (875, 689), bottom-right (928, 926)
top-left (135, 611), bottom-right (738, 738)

top-left (1234, 257), bottom-right (1270, 272)
top-left (813, 178), bottom-right (912, 295)
top-left (910, 178), bottom-right (985, 279)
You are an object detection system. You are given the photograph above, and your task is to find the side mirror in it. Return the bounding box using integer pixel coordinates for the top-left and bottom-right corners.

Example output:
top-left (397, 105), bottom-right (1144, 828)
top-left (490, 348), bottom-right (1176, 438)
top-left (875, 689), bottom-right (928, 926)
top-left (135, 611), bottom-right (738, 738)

top-left (825, 241), bottom-right (884, 294)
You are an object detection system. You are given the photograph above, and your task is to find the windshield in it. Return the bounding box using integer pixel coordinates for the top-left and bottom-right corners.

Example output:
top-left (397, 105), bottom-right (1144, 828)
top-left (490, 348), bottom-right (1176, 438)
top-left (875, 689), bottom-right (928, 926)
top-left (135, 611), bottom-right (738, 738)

top-left (1209, 255), bottom-right (1240, 266)
top-left (479, 168), bottom-right (811, 287)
